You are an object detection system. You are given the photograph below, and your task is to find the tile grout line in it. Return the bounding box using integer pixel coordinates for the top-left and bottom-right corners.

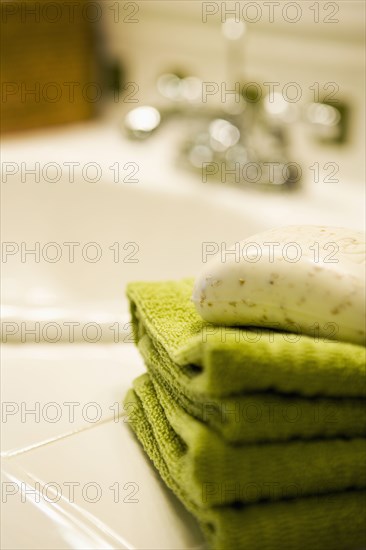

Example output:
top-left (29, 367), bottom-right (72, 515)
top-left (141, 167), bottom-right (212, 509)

top-left (1, 412), bottom-right (129, 459)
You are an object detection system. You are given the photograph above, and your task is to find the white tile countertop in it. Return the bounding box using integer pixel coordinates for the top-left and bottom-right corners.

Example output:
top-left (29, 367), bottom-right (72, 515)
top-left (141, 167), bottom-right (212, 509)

top-left (1, 344), bottom-right (205, 550)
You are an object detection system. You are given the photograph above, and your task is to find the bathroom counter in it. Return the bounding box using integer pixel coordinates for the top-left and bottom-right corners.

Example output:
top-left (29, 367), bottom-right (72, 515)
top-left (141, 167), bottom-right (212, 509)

top-left (1, 343), bottom-right (206, 550)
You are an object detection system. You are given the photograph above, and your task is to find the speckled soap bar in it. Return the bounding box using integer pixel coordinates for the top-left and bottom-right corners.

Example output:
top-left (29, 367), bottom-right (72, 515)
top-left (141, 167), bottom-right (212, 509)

top-left (192, 225), bottom-right (365, 345)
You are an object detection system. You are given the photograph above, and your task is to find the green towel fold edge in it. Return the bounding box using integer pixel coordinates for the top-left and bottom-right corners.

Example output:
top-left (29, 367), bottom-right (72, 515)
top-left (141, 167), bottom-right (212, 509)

top-left (126, 279), bottom-right (366, 398)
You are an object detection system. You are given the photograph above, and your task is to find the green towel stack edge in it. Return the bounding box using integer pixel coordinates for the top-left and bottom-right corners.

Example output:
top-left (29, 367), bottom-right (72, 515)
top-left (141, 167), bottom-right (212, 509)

top-left (124, 279), bottom-right (366, 550)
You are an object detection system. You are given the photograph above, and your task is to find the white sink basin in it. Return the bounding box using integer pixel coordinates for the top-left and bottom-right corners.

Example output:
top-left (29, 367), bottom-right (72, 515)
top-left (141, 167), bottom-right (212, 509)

top-left (1, 177), bottom-right (266, 342)
top-left (2, 119), bottom-right (364, 344)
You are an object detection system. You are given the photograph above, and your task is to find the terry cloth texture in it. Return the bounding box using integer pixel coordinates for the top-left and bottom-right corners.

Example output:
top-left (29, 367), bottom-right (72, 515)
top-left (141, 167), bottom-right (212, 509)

top-left (124, 279), bottom-right (366, 550)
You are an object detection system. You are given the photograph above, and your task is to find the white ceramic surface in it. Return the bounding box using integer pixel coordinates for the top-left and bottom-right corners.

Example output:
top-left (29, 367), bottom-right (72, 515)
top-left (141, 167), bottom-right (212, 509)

top-left (1, 175), bottom-right (266, 342)
top-left (2, 405), bottom-right (205, 550)
top-left (1, 344), bottom-right (144, 455)
top-left (2, 117), bottom-right (364, 344)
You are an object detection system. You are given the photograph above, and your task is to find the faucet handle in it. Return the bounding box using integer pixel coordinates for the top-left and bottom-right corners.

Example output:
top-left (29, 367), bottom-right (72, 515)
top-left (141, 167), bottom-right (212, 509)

top-left (305, 100), bottom-right (349, 145)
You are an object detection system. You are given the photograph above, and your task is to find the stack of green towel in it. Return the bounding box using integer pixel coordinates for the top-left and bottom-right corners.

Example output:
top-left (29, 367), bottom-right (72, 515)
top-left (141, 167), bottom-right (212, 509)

top-left (124, 279), bottom-right (366, 550)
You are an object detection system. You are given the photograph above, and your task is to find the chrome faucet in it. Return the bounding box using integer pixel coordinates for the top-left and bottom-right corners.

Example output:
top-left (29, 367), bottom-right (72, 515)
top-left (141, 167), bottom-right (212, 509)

top-left (122, 18), bottom-right (347, 190)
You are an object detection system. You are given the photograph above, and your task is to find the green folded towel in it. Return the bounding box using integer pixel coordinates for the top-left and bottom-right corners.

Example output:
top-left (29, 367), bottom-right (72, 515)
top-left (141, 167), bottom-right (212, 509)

top-left (124, 279), bottom-right (366, 550)
top-left (126, 377), bottom-right (366, 550)
top-left (138, 330), bottom-right (366, 443)
top-left (127, 279), bottom-right (365, 398)
top-left (127, 279), bottom-right (366, 443)
top-left (127, 373), bottom-right (366, 508)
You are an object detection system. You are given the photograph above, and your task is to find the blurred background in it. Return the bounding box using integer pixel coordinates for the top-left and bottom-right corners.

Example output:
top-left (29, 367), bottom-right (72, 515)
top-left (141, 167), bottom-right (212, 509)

top-left (1, 0), bottom-right (365, 184)
top-left (1, 3), bottom-right (366, 549)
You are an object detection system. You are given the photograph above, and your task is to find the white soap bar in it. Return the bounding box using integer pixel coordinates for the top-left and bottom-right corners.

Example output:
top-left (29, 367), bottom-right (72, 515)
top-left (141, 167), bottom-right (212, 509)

top-left (193, 225), bottom-right (365, 345)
